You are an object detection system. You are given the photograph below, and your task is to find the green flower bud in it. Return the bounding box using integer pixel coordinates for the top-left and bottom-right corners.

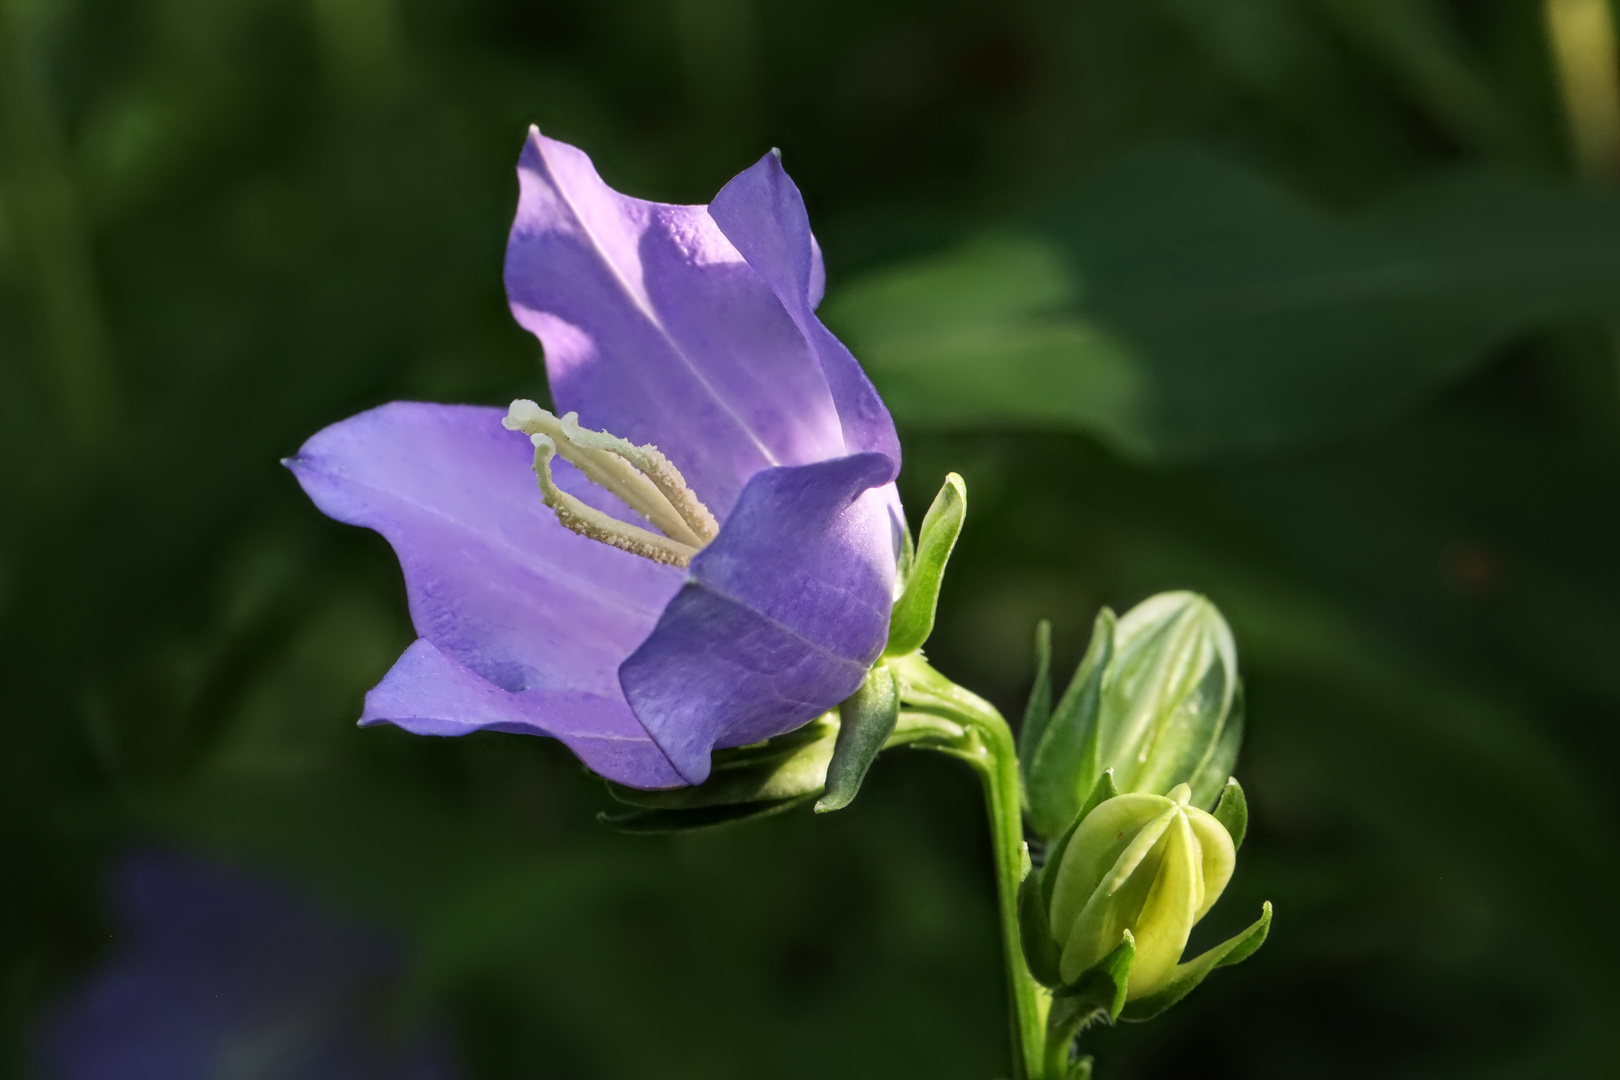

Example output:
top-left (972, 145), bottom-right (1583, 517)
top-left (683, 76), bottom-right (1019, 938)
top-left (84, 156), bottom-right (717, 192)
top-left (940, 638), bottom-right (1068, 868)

top-left (1101, 592), bottom-right (1239, 800)
top-left (1022, 592), bottom-right (1242, 837)
top-left (1047, 783), bottom-right (1235, 999)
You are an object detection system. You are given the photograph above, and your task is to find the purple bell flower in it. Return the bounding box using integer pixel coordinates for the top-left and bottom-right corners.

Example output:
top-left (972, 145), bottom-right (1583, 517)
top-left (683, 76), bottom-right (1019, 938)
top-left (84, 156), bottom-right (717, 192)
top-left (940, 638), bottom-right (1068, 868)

top-left (287, 130), bottom-right (904, 788)
top-left (36, 854), bottom-right (460, 1080)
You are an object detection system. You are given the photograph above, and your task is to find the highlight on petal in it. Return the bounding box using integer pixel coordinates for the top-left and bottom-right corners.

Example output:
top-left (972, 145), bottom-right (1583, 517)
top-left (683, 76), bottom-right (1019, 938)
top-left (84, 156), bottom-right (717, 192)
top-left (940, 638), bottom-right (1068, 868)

top-left (620, 454), bottom-right (899, 783)
top-left (364, 639), bottom-right (687, 789)
top-left (504, 129), bottom-right (849, 516)
top-left (708, 151), bottom-right (902, 470)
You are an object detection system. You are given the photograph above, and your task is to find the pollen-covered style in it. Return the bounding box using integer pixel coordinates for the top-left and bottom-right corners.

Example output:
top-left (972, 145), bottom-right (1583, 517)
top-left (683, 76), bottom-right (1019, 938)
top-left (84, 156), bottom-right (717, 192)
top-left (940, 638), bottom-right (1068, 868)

top-left (287, 130), bottom-right (904, 788)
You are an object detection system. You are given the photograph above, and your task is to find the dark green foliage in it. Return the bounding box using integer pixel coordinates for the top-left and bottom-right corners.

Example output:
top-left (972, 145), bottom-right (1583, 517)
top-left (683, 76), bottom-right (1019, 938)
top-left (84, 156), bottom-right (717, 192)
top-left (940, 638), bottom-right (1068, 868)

top-left (831, 151), bottom-right (1620, 460)
top-left (5, 1), bottom-right (1620, 1078)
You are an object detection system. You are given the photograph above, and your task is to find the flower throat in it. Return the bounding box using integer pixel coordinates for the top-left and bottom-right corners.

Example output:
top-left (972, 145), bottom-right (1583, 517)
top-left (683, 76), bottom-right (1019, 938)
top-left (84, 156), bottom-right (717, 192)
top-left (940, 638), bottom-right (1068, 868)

top-left (503, 400), bottom-right (719, 568)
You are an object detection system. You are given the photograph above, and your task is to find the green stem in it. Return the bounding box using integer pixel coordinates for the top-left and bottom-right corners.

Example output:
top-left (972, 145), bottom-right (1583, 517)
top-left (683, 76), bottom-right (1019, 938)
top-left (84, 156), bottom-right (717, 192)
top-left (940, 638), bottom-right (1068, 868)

top-left (893, 655), bottom-right (1050, 1079)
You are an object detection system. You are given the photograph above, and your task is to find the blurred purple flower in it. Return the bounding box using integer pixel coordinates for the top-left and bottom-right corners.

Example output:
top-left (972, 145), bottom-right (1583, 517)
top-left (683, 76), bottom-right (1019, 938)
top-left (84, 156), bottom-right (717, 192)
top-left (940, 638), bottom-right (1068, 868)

top-left (288, 130), bottom-right (903, 787)
top-left (37, 854), bottom-right (459, 1080)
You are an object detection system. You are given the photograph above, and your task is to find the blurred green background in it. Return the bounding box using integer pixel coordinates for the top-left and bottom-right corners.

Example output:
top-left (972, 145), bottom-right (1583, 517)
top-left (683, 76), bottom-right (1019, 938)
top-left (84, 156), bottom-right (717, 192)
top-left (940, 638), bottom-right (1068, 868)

top-left (6, 0), bottom-right (1620, 1076)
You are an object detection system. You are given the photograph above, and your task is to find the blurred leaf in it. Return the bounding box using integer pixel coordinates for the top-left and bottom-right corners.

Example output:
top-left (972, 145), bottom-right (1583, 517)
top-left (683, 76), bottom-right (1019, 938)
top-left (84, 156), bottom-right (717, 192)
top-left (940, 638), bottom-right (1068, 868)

top-left (823, 234), bottom-right (1149, 455)
top-left (829, 146), bottom-right (1620, 460)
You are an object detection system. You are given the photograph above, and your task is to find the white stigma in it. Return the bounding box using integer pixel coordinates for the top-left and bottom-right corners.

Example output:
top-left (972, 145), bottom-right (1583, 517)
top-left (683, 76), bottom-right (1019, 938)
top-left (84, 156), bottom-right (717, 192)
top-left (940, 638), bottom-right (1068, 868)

top-left (503, 400), bottom-right (720, 568)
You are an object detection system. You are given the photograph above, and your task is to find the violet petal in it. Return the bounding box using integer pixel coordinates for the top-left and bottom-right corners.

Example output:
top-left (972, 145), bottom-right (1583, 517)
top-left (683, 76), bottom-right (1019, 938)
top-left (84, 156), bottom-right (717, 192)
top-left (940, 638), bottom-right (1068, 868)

top-left (708, 151), bottom-right (902, 469)
top-left (364, 638), bottom-right (686, 789)
top-left (504, 129), bottom-right (848, 516)
top-left (620, 453), bottom-right (899, 783)
top-left (285, 401), bottom-right (681, 699)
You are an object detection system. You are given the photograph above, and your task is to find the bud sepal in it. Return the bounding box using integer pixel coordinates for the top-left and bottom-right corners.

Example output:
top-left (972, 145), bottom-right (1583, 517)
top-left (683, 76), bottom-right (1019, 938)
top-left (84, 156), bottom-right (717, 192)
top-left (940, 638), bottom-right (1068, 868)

top-left (1118, 901), bottom-right (1271, 1021)
top-left (1211, 776), bottom-right (1249, 850)
top-left (816, 664), bottom-right (901, 812)
top-left (1023, 610), bottom-right (1114, 838)
top-left (1045, 931), bottom-right (1136, 1079)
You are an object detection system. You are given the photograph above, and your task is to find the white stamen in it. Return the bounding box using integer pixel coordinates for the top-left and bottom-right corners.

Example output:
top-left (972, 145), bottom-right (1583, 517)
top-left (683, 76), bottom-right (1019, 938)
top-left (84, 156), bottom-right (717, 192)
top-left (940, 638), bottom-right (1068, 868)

top-left (503, 400), bottom-right (719, 567)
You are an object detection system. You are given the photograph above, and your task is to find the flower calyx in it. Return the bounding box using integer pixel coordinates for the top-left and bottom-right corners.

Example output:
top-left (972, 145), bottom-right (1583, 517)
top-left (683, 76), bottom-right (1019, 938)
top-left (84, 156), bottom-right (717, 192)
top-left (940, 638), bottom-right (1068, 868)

top-left (504, 400), bottom-right (719, 567)
top-left (598, 704), bottom-right (967, 833)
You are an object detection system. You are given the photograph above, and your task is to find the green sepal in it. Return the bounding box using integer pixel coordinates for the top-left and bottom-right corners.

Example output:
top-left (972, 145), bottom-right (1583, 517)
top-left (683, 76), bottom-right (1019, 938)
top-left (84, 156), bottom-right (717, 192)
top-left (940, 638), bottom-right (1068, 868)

top-left (1120, 901), bottom-right (1272, 1022)
top-left (1188, 681), bottom-right (1245, 809)
top-left (884, 473), bottom-right (966, 657)
top-left (1054, 928), bottom-right (1136, 1018)
top-left (600, 701), bottom-right (957, 833)
top-left (1211, 777), bottom-right (1249, 851)
top-left (816, 665), bottom-right (900, 812)
top-left (598, 793), bottom-right (818, 834)
top-left (1018, 867), bottom-right (1064, 987)
top-left (605, 714), bottom-right (837, 810)
top-left (1040, 768), bottom-right (1118, 910)
top-left (1044, 931), bottom-right (1136, 1077)
top-left (894, 511), bottom-right (916, 594)
top-left (1017, 619), bottom-right (1054, 779)
top-left (1026, 608), bottom-right (1115, 838)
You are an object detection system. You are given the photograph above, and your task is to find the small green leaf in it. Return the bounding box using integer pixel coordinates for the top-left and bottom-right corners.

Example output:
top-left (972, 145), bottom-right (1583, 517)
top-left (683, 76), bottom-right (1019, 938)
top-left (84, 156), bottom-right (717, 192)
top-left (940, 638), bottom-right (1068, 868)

top-left (1041, 769), bottom-right (1118, 910)
top-left (1055, 928), bottom-right (1136, 1019)
top-left (815, 665), bottom-right (900, 812)
top-left (1018, 869), bottom-right (1064, 987)
top-left (1045, 930), bottom-right (1136, 1075)
top-left (1026, 608), bottom-right (1115, 838)
top-left (1120, 901), bottom-right (1272, 1022)
top-left (1017, 619), bottom-right (1054, 780)
top-left (884, 473), bottom-right (966, 657)
top-left (894, 512), bottom-right (916, 593)
top-left (598, 794), bottom-right (818, 834)
top-left (1211, 777), bottom-right (1249, 851)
